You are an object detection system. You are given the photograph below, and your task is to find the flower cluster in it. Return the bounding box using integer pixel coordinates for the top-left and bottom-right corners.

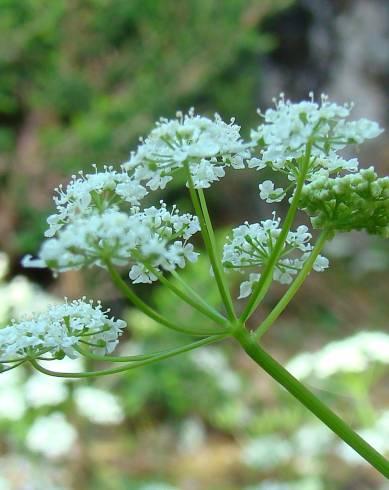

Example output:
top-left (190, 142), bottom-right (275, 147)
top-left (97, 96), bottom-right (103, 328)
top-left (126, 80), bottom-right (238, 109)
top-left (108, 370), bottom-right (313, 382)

top-left (223, 216), bottom-right (329, 298)
top-left (249, 94), bottom-right (382, 202)
top-left (0, 298), bottom-right (125, 362)
top-left (299, 167), bottom-right (389, 237)
top-left (286, 331), bottom-right (389, 380)
top-left (124, 108), bottom-right (251, 189)
top-left (46, 165), bottom-right (147, 237)
top-left (26, 412), bottom-right (77, 459)
top-left (24, 204), bottom-right (200, 283)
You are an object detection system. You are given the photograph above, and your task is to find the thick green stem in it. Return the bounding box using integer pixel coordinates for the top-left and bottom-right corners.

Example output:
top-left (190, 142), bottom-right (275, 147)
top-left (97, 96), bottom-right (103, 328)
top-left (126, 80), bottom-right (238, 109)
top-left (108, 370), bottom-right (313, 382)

top-left (253, 229), bottom-right (330, 340)
top-left (187, 172), bottom-right (236, 321)
top-left (240, 140), bottom-right (313, 324)
top-left (30, 334), bottom-right (228, 379)
top-left (234, 326), bottom-right (389, 478)
top-left (105, 260), bottom-right (223, 336)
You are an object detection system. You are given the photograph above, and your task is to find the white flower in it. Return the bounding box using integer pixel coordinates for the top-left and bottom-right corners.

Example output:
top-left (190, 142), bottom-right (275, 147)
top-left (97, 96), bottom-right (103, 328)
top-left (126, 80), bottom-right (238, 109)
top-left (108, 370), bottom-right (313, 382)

top-left (238, 273), bottom-right (260, 299)
top-left (0, 367), bottom-right (28, 421)
top-left (223, 216), bottom-right (328, 297)
top-left (286, 331), bottom-right (389, 380)
top-left (0, 298), bottom-right (125, 361)
top-left (313, 255), bottom-right (329, 272)
top-left (25, 372), bottom-right (68, 408)
top-left (26, 413), bottom-right (77, 459)
top-left (258, 180), bottom-right (285, 203)
top-left (73, 386), bottom-right (124, 425)
top-left (250, 93), bottom-right (383, 181)
top-left (45, 165), bottom-right (147, 237)
top-left (0, 275), bottom-right (60, 321)
top-left (24, 204), bottom-right (200, 284)
top-left (124, 109), bottom-right (251, 189)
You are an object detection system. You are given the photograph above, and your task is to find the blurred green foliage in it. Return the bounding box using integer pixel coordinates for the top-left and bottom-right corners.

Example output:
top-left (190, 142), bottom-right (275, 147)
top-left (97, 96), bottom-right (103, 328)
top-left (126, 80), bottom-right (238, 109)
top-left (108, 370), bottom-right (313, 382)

top-left (0, 0), bottom-right (292, 254)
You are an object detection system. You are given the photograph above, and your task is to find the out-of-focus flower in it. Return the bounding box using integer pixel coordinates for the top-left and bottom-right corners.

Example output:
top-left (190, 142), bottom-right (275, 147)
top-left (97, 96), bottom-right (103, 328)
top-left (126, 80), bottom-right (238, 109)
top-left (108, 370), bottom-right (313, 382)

top-left (26, 413), bottom-right (77, 459)
top-left (25, 373), bottom-right (68, 408)
top-left (73, 386), bottom-right (124, 425)
top-left (0, 370), bottom-right (26, 421)
top-left (286, 331), bottom-right (389, 379)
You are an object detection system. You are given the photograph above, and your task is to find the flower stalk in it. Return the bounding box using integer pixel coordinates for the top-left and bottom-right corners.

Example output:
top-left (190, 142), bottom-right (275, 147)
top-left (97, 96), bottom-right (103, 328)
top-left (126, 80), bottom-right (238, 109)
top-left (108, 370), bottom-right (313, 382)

top-left (233, 325), bottom-right (389, 478)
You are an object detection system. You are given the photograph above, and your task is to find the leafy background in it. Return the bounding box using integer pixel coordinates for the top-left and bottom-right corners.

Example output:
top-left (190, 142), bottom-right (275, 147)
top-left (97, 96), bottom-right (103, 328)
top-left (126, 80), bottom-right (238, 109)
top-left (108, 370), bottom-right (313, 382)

top-left (0, 0), bottom-right (388, 489)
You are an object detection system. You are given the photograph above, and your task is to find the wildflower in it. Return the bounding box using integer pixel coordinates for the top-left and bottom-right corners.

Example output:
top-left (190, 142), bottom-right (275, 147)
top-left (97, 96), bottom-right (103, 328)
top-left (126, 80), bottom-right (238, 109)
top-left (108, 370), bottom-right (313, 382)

top-left (25, 372), bottom-right (68, 408)
top-left (222, 216), bottom-right (328, 298)
top-left (286, 331), bottom-right (389, 380)
top-left (46, 165), bottom-right (147, 237)
top-left (0, 298), bottom-right (126, 361)
top-left (26, 413), bottom-right (77, 459)
top-left (299, 167), bottom-right (389, 237)
top-left (249, 93), bottom-right (382, 182)
top-left (73, 386), bottom-right (124, 425)
top-left (123, 109), bottom-right (251, 190)
top-left (258, 180), bottom-right (285, 203)
top-left (23, 204), bottom-right (200, 283)
top-left (0, 369), bottom-right (26, 420)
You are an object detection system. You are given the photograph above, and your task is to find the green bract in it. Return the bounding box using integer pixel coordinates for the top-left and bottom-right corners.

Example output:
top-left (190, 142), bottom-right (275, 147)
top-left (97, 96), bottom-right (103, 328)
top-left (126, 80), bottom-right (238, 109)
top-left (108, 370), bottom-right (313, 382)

top-left (299, 167), bottom-right (389, 237)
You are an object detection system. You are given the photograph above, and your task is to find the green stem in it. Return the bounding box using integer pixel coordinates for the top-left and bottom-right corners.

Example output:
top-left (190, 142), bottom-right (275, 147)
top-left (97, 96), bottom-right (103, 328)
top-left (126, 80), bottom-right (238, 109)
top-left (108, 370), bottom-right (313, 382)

top-left (105, 260), bottom-right (222, 336)
top-left (170, 269), bottom-right (227, 323)
top-left (30, 334), bottom-right (228, 379)
top-left (197, 188), bottom-right (236, 321)
top-left (233, 326), bottom-right (389, 477)
top-left (240, 140), bottom-right (313, 324)
top-left (186, 170), bottom-right (236, 322)
top-left (253, 229), bottom-right (330, 340)
top-left (75, 333), bottom-right (229, 363)
top-left (0, 360), bottom-right (26, 372)
top-left (141, 260), bottom-right (228, 327)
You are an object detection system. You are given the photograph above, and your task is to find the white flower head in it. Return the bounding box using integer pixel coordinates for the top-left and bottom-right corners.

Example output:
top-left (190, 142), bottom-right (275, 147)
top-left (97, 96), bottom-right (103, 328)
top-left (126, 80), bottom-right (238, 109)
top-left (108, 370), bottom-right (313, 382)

top-left (26, 412), bottom-right (77, 459)
top-left (25, 372), bottom-right (68, 408)
top-left (123, 109), bottom-right (251, 189)
top-left (286, 331), bottom-right (389, 380)
top-left (223, 216), bottom-right (328, 298)
top-left (24, 203), bottom-right (200, 284)
top-left (46, 165), bottom-right (148, 237)
top-left (0, 298), bottom-right (126, 361)
top-left (250, 93), bottom-right (383, 181)
top-left (74, 386), bottom-right (124, 425)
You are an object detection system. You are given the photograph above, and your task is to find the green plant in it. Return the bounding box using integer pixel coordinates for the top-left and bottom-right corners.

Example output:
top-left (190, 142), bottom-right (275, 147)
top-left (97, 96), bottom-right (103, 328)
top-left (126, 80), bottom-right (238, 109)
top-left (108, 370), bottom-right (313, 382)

top-left (2, 94), bottom-right (389, 478)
